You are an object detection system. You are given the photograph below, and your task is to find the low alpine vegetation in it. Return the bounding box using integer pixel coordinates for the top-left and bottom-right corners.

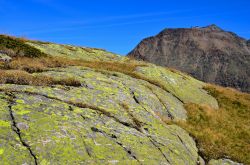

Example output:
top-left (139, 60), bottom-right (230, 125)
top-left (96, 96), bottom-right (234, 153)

top-left (0, 70), bottom-right (81, 87)
top-left (175, 85), bottom-right (250, 164)
top-left (0, 35), bottom-right (47, 58)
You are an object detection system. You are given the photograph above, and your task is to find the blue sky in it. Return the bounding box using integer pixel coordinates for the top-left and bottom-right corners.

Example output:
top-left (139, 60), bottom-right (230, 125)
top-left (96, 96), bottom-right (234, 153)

top-left (0, 0), bottom-right (250, 55)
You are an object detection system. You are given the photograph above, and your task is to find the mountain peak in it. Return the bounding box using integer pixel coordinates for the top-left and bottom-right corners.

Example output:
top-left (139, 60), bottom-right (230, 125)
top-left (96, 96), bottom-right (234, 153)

top-left (128, 25), bottom-right (250, 93)
top-left (203, 24), bottom-right (223, 31)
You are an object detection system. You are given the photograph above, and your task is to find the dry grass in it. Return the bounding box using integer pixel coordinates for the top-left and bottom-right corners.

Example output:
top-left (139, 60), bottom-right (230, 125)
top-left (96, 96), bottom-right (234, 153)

top-left (2, 56), bottom-right (144, 73)
top-left (3, 57), bottom-right (75, 73)
top-left (120, 102), bottom-right (143, 131)
top-left (175, 84), bottom-right (250, 164)
top-left (0, 56), bottom-right (156, 88)
top-left (1, 56), bottom-right (174, 98)
top-left (0, 70), bottom-right (81, 87)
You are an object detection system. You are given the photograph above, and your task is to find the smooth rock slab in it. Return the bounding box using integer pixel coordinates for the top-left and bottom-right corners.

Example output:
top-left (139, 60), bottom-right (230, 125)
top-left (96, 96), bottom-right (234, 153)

top-left (209, 159), bottom-right (243, 165)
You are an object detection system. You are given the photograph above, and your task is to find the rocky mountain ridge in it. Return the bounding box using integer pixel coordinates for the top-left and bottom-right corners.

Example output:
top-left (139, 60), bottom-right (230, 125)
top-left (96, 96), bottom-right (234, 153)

top-left (128, 25), bottom-right (250, 93)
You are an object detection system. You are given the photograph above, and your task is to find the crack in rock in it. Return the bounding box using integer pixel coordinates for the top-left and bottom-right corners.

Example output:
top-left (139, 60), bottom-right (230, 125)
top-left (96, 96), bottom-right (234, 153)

top-left (176, 134), bottom-right (194, 159)
top-left (5, 92), bottom-right (38, 165)
top-left (2, 89), bottom-right (142, 133)
top-left (146, 86), bottom-right (174, 120)
top-left (148, 136), bottom-right (171, 164)
top-left (130, 90), bottom-right (140, 104)
top-left (120, 102), bottom-right (144, 133)
top-left (90, 127), bottom-right (141, 164)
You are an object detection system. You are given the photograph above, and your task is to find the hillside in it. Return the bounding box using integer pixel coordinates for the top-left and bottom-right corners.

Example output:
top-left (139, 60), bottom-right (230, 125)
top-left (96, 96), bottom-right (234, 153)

top-left (128, 25), bottom-right (250, 93)
top-left (0, 35), bottom-right (249, 165)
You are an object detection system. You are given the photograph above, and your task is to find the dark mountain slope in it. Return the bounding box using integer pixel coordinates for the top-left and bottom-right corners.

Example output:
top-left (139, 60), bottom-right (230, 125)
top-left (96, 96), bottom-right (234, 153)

top-left (128, 25), bottom-right (250, 93)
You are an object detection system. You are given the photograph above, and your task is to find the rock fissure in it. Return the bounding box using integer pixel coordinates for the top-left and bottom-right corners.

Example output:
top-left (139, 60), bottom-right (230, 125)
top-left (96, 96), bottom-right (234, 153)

top-left (78, 116), bottom-right (93, 158)
top-left (146, 86), bottom-right (174, 120)
top-left (80, 134), bottom-right (92, 158)
top-left (90, 127), bottom-right (141, 163)
top-left (1, 89), bottom-right (141, 133)
top-left (94, 67), bottom-right (181, 103)
top-left (176, 134), bottom-right (195, 160)
top-left (130, 90), bottom-right (140, 104)
top-left (120, 102), bottom-right (144, 133)
top-left (5, 92), bottom-right (38, 165)
top-left (148, 136), bottom-right (171, 164)
top-left (128, 87), bottom-right (172, 128)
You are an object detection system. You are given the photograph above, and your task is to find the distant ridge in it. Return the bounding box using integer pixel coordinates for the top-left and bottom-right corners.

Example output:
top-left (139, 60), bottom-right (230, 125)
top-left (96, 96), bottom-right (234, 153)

top-left (128, 25), bottom-right (250, 93)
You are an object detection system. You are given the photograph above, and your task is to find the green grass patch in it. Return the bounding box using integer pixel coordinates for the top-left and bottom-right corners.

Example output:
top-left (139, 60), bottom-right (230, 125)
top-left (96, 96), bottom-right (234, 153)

top-left (0, 35), bottom-right (47, 58)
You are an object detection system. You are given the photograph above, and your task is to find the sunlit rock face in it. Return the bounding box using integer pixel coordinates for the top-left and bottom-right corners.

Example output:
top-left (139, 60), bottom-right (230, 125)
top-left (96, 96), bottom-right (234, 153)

top-left (0, 39), bottom-right (241, 165)
top-left (128, 25), bottom-right (250, 93)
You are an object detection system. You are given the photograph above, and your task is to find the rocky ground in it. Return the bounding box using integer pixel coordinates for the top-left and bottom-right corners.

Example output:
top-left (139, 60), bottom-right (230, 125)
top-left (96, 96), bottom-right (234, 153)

top-left (0, 37), bottom-right (245, 164)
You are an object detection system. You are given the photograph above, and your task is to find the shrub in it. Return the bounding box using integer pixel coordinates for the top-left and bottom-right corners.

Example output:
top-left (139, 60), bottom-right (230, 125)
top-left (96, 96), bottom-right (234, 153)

top-left (0, 35), bottom-right (47, 58)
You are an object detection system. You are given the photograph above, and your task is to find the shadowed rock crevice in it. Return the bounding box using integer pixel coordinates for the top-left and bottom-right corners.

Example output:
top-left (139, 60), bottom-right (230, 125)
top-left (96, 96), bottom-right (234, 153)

top-left (146, 85), bottom-right (174, 120)
top-left (176, 134), bottom-right (195, 160)
top-left (130, 90), bottom-right (140, 104)
top-left (127, 87), bottom-right (168, 123)
top-left (79, 133), bottom-right (92, 158)
top-left (90, 127), bottom-right (141, 163)
top-left (120, 102), bottom-right (144, 132)
top-left (5, 92), bottom-right (38, 165)
top-left (1, 89), bottom-right (141, 133)
top-left (148, 137), bottom-right (171, 164)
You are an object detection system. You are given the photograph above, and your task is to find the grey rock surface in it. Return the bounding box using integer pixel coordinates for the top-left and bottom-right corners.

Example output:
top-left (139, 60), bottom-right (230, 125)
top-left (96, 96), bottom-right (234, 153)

top-left (128, 25), bottom-right (250, 92)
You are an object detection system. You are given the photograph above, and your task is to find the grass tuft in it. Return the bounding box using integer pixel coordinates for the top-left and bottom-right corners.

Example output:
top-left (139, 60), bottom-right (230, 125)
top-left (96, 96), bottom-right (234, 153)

top-left (0, 70), bottom-right (81, 87)
top-left (174, 84), bottom-right (250, 164)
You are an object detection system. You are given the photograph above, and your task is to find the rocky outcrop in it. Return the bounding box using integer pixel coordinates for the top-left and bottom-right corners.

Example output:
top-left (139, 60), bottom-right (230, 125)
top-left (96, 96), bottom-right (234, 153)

top-left (0, 38), bottom-right (242, 164)
top-left (247, 40), bottom-right (250, 48)
top-left (0, 71), bottom-right (198, 164)
top-left (128, 25), bottom-right (250, 93)
top-left (209, 159), bottom-right (243, 165)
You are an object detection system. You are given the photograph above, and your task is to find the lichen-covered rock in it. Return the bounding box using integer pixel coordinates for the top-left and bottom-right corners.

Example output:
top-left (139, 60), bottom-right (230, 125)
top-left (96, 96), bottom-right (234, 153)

top-left (27, 41), bottom-right (120, 61)
top-left (135, 64), bottom-right (218, 108)
top-left (0, 65), bottom-right (201, 164)
top-left (209, 159), bottom-right (243, 165)
top-left (0, 86), bottom-right (199, 164)
top-left (0, 40), bottom-right (222, 164)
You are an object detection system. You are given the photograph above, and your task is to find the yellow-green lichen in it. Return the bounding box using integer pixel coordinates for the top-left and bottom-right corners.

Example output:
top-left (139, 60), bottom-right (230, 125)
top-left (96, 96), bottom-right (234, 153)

top-left (0, 149), bottom-right (4, 155)
top-left (0, 120), bottom-right (10, 127)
